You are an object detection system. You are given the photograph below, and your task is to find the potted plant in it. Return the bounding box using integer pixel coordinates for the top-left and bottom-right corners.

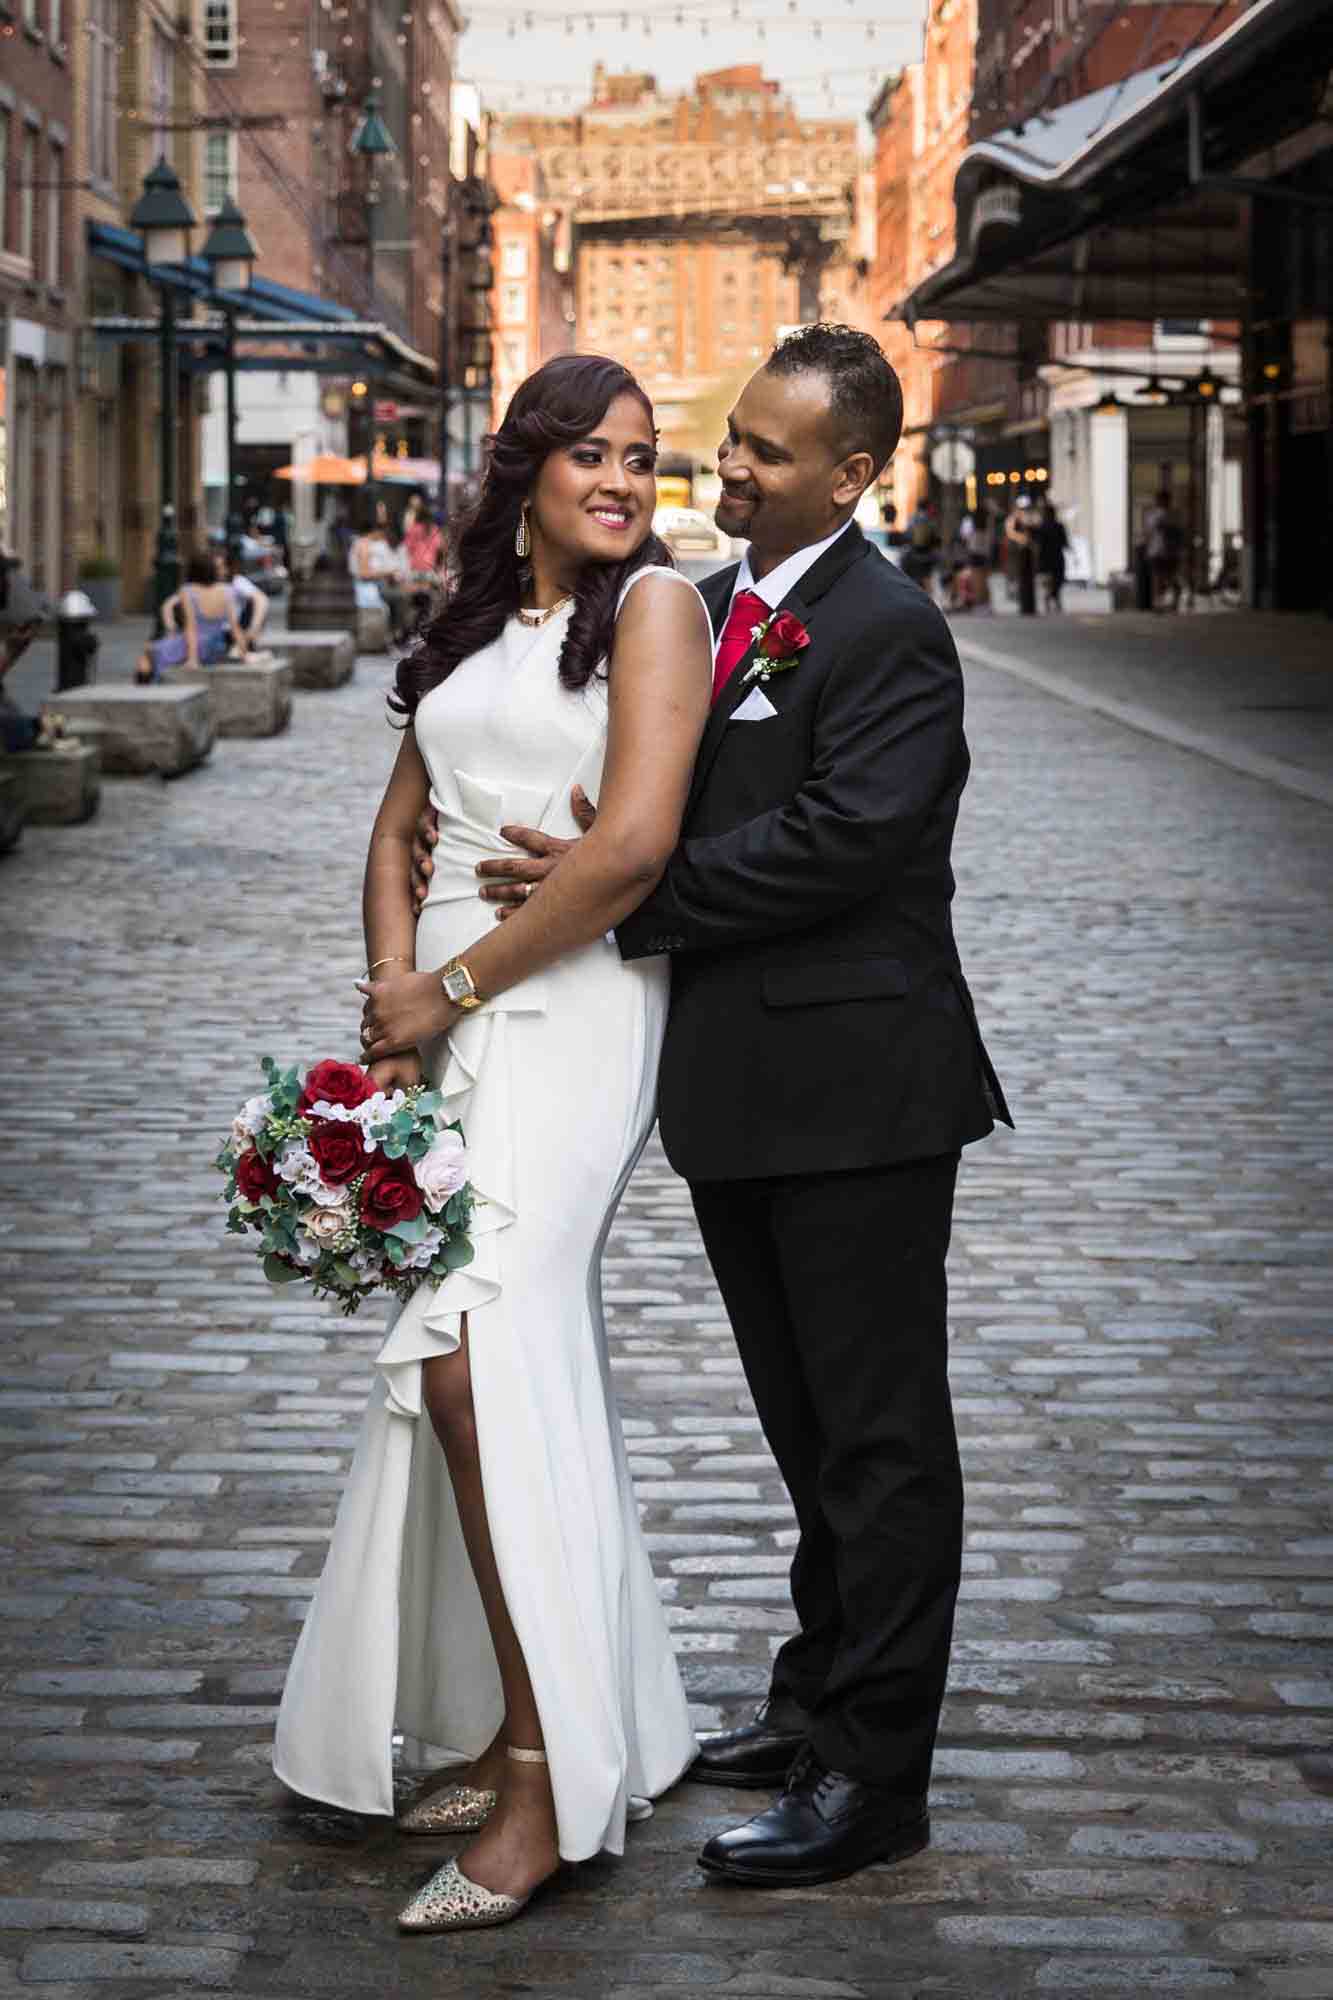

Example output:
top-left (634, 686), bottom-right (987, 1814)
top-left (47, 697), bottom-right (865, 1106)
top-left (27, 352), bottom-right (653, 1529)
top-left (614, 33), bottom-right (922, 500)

top-left (77, 555), bottom-right (121, 620)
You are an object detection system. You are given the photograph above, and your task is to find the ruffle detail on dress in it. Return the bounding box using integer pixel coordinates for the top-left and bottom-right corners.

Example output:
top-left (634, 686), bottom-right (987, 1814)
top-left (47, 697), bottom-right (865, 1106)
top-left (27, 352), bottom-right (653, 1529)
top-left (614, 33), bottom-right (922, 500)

top-left (374, 1006), bottom-right (517, 1420)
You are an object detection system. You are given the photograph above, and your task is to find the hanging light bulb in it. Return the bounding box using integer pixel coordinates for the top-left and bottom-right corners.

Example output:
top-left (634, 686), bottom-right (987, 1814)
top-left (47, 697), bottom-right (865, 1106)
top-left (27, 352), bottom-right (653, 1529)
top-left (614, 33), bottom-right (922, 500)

top-left (1134, 374), bottom-right (1169, 405)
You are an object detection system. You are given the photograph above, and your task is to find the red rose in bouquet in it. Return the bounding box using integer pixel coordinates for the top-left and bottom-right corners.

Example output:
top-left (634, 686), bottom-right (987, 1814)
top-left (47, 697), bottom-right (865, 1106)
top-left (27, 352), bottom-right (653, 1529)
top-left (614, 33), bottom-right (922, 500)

top-left (298, 1059), bottom-right (374, 1117)
top-left (359, 1156), bottom-right (425, 1232)
top-left (235, 1147), bottom-right (280, 1205)
top-left (307, 1118), bottom-right (366, 1187)
top-left (764, 610), bottom-right (811, 660)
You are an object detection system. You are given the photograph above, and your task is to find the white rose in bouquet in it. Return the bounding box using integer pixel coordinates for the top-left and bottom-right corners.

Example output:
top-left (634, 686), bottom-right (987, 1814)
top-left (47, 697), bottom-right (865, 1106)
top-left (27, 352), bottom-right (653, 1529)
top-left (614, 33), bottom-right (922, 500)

top-left (303, 1203), bottom-right (354, 1248)
top-left (414, 1130), bottom-right (469, 1213)
top-left (230, 1093), bottom-right (273, 1151)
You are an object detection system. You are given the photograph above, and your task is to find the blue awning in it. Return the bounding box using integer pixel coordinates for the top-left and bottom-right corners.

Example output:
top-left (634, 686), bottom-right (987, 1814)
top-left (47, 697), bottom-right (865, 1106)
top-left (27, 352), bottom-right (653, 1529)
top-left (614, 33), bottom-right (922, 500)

top-left (87, 220), bottom-right (438, 390)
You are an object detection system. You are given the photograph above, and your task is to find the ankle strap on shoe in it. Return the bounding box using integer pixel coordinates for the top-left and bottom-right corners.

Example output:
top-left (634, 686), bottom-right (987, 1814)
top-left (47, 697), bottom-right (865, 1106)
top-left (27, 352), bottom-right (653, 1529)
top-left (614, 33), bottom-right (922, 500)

top-left (505, 1744), bottom-right (548, 1764)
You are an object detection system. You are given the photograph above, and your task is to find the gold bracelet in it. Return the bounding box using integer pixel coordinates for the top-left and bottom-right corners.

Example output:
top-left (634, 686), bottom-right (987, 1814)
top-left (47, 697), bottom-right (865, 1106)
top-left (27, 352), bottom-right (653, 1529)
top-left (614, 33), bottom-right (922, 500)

top-left (367, 954), bottom-right (412, 975)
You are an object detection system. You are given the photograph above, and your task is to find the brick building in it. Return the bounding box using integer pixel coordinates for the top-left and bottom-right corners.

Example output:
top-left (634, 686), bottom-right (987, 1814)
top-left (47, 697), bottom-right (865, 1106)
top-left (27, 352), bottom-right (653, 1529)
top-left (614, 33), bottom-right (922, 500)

top-left (67, 0), bottom-right (209, 610)
top-left (873, 0), bottom-right (1244, 575)
top-left (1, 0), bottom-right (77, 595)
top-left (488, 148), bottom-right (573, 428)
top-left (494, 66), bottom-right (858, 469)
top-left (197, 0), bottom-right (460, 537)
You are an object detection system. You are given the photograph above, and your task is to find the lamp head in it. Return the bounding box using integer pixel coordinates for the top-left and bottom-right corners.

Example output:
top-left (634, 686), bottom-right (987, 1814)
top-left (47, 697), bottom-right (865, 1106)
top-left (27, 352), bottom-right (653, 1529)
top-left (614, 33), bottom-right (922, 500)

top-left (201, 196), bottom-right (258, 294)
top-left (130, 156), bottom-right (198, 268)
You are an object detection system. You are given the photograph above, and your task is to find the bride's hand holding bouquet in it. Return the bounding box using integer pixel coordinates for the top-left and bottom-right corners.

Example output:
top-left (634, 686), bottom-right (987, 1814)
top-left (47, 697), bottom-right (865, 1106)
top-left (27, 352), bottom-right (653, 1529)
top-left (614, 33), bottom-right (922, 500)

top-left (357, 967), bottom-right (462, 1070)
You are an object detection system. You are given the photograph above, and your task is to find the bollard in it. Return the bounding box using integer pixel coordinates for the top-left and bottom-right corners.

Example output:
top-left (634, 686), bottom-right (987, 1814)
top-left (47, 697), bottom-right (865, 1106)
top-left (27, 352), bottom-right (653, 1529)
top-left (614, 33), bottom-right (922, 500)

top-left (56, 590), bottom-right (100, 691)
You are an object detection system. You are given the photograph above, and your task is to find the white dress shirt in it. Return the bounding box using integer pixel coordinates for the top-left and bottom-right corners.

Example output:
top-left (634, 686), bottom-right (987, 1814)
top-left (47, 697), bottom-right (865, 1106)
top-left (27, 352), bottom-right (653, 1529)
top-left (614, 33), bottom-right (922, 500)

top-left (718, 517), bottom-right (856, 653)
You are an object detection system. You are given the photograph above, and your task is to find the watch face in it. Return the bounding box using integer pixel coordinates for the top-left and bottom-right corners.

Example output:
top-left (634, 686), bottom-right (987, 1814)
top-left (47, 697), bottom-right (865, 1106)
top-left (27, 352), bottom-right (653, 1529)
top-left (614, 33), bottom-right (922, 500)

top-left (444, 966), bottom-right (472, 1002)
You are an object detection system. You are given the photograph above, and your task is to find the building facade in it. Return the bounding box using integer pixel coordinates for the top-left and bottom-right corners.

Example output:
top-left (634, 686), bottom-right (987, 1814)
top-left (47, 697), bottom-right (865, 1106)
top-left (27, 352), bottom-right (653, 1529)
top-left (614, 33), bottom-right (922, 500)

top-left (199, 0), bottom-right (461, 539)
top-left (71, 0), bottom-right (209, 610)
top-left (494, 66), bottom-right (858, 470)
top-left (488, 148), bottom-right (573, 429)
top-left (874, 0), bottom-right (1245, 576)
top-left (1, 0), bottom-right (78, 595)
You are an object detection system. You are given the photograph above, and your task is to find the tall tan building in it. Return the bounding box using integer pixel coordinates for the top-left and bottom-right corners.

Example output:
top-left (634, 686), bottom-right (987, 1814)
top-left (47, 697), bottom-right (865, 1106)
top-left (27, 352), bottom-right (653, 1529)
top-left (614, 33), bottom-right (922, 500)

top-left (493, 66), bottom-right (859, 465)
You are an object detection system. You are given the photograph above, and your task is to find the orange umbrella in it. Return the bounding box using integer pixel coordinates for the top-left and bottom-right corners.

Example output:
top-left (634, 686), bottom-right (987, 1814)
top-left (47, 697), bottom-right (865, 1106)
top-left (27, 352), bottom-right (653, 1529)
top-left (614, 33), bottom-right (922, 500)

top-left (274, 453), bottom-right (368, 485)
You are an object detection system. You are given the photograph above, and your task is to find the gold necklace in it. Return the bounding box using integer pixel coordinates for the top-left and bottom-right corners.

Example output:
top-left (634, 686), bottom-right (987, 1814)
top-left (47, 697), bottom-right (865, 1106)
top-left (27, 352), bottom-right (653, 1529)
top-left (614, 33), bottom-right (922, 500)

top-left (516, 594), bottom-right (574, 628)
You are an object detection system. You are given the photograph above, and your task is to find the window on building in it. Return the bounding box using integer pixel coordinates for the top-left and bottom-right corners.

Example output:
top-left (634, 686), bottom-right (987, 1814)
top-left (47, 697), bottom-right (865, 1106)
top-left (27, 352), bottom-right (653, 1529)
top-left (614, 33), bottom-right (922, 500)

top-left (87, 0), bottom-right (120, 186)
top-left (501, 336), bottom-right (527, 375)
top-left (500, 282), bottom-right (527, 322)
top-left (202, 0), bottom-right (237, 66)
top-left (0, 110), bottom-right (9, 251)
top-left (22, 0), bottom-right (38, 28)
top-left (47, 140), bottom-right (63, 286)
top-left (19, 128), bottom-right (36, 265)
top-left (49, 0), bottom-right (62, 45)
top-left (204, 130), bottom-right (237, 213)
top-left (501, 240), bottom-right (528, 276)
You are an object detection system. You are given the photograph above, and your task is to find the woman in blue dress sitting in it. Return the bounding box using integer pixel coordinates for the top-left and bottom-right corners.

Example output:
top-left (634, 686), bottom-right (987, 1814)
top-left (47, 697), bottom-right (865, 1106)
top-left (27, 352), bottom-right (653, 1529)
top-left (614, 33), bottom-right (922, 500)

top-left (135, 549), bottom-right (243, 683)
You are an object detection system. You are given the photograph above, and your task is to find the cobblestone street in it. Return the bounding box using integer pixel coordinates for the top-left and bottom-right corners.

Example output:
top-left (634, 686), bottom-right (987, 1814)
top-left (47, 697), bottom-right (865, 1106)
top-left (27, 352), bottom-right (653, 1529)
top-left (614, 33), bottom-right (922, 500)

top-left (3, 630), bottom-right (1331, 2000)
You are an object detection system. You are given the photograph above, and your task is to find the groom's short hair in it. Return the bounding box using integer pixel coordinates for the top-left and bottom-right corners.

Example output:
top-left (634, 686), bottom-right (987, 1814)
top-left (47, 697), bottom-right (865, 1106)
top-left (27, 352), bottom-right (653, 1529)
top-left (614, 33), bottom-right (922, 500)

top-left (764, 324), bottom-right (904, 475)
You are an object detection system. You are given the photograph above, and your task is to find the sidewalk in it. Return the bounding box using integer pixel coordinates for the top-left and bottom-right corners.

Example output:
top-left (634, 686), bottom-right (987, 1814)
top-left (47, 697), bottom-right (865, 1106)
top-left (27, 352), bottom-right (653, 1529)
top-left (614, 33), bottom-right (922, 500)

top-left (948, 601), bottom-right (1333, 808)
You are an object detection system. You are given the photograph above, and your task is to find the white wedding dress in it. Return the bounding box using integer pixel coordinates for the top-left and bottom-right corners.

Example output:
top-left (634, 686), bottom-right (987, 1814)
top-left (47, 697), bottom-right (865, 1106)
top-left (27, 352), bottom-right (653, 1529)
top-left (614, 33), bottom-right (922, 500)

top-left (273, 567), bottom-right (706, 1862)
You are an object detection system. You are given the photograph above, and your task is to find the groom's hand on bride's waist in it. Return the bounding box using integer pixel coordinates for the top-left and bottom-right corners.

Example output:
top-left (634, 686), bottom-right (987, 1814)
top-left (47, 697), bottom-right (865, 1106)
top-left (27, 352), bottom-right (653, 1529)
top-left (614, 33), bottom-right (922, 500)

top-left (479, 785), bottom-right (597, 922)
top-left (410, 805), bottom-right (439, 914)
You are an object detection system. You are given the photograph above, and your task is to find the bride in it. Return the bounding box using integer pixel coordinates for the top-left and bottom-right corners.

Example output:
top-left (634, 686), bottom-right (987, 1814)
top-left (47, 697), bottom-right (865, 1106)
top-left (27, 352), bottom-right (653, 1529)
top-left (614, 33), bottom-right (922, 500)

top-left (272, 355), bottom-right (714, 1932)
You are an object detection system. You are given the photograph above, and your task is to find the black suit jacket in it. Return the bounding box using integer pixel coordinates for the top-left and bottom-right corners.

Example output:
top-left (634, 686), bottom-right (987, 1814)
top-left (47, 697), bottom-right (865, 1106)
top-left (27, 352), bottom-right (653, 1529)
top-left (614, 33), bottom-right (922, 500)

top-left (616, 522), bottom-right (1011, 1182)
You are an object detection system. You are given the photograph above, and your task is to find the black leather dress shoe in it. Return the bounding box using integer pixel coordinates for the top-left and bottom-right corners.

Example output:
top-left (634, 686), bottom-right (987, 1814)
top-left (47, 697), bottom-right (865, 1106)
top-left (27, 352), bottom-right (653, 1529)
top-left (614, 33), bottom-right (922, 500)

top-left (697, 1751), bottom-right (928, 1886)
top-left (686, 1698), bottom-right (809, 1790)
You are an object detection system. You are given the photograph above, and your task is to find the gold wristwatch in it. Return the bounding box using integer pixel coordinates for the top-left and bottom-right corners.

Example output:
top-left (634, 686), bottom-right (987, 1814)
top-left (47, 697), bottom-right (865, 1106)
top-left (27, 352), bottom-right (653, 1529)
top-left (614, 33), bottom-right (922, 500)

top-left (440, 956), bottom-right (483, 1011)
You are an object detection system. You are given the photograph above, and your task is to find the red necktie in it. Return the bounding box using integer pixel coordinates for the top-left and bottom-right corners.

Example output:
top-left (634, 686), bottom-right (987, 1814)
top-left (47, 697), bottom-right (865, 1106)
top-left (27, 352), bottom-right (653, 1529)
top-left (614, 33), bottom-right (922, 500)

top-left (712, 589), bottom-right (768, 706)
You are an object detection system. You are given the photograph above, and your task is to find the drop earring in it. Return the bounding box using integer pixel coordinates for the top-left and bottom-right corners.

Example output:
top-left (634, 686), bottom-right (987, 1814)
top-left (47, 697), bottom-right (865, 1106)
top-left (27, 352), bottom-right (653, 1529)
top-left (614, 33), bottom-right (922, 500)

top-left (515, 506), bottom-right (530, 560)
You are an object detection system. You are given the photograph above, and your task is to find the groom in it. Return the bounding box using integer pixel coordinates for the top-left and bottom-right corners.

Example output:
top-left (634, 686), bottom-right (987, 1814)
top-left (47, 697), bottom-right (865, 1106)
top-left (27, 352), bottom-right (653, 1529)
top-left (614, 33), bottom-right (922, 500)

top-left (415, 324), bottom-right (1010, 1886)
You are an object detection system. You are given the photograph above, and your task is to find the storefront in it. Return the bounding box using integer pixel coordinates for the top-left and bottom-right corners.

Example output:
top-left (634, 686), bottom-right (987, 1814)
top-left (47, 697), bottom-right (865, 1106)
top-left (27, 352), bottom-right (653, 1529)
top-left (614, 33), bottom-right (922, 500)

top-left (893, 0), bottom-right (1333, 609)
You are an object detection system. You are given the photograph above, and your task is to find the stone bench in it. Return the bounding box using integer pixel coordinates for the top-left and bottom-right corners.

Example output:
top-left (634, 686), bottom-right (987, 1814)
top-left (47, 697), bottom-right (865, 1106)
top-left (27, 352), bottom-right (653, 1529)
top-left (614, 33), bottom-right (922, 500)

top-left (270, 629), bottom-right (356, 690)
top-left (43, 684), bottom-right (215, 777)
top-left (166, 651), bottom-right (292, 737)
top-left (357, 601), bottom-right (391, 653)
top-left (0, 741), bottom-right (100, 824)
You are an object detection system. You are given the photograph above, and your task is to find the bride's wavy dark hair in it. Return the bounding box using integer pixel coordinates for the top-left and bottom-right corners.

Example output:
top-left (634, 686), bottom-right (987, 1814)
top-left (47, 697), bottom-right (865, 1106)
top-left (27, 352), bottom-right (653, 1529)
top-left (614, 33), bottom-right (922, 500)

top-left (390, 354), bottom-right (672, 723)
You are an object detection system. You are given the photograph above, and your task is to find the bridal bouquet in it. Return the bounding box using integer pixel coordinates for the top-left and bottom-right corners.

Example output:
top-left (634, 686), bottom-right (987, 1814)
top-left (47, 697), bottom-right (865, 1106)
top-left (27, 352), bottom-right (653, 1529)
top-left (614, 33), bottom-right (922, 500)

top-left (216, 1057), bottom-right (474, 1316)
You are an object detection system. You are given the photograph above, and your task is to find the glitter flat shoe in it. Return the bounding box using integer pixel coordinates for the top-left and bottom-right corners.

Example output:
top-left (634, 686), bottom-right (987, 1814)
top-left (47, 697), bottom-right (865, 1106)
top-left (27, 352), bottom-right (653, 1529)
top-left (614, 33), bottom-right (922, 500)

top-left (397, 1854), bottom-right (532, 1933)
top-left (397, 1778), bottom-right (497, 1836)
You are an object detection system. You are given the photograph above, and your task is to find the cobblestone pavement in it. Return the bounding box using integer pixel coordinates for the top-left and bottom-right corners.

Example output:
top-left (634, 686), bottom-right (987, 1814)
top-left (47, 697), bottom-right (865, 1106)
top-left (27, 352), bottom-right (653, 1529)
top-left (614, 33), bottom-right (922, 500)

top-left (3, 629), bottom-right (1331, 2000)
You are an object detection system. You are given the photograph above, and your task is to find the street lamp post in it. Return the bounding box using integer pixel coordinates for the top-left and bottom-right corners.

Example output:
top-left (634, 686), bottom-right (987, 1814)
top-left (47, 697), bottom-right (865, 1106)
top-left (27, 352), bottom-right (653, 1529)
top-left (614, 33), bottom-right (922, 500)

top-left (130, 157), bottom-right (198, 630)
top-left (201, 196), bottom-right (259, 563)
top-left (349, 97), bottom-right (396, 473)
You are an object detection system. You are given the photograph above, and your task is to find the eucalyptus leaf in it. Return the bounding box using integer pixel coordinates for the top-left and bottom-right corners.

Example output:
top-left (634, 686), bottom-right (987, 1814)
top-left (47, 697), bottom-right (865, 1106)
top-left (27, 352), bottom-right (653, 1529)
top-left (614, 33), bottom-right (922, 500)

top-left (263, 1253), bottom-right (303, 1285)
top-left (388, 1213), bottom-right (430, 1244)
top-left (442, 1236), bottom-right (475, 1272)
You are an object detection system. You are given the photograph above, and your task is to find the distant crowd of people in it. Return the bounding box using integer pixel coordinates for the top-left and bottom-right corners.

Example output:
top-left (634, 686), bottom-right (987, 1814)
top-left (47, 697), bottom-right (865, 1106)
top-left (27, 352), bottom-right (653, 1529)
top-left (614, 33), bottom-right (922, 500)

top-left (885, 493), bottom-right (1070, 616)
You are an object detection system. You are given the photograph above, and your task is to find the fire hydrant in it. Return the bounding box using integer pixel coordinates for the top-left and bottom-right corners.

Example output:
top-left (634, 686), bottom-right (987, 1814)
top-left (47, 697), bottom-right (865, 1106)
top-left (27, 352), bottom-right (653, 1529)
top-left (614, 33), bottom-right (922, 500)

top-left (56, 590), bottom-right (100, 691)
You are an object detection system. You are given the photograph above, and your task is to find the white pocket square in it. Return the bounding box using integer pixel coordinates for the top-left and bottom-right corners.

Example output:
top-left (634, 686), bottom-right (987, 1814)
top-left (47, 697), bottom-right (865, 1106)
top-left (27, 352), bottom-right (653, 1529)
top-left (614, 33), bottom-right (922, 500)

top-left (730, 686), bottom-right (779, 723)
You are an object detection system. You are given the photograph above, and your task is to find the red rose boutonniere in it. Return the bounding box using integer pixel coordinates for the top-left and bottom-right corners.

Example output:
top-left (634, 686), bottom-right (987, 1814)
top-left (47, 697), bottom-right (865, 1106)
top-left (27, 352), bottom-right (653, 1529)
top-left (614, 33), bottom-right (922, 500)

top-left (741, 608), bottom-right (811, 687)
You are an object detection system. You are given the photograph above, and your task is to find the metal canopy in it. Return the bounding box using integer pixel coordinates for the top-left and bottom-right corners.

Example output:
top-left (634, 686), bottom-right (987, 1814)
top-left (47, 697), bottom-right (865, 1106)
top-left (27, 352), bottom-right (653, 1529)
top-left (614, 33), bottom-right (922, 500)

top-left (894, 0), bottom-right (1333, 327)
top-left (87, 221), bottom-right (439, 392)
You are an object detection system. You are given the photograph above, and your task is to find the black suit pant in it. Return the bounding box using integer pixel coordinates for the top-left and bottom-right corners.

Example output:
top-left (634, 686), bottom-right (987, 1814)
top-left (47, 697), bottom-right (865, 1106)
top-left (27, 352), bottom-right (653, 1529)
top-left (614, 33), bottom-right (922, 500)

top-left (689, 1153), bottom-right (962, 1795)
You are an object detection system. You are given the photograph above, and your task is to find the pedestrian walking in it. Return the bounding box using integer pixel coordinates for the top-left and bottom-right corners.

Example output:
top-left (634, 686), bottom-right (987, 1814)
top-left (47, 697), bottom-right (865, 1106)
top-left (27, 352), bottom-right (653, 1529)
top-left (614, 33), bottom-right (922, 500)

top-left (412, 325), bottom-right (1010, 1897)
top-left (1005, 495), bottom-right (1038, 615)
top-left (1036, 498), bottom-right (1069, 612)
top-left (1145, 488), bottom-right (1184, 611)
